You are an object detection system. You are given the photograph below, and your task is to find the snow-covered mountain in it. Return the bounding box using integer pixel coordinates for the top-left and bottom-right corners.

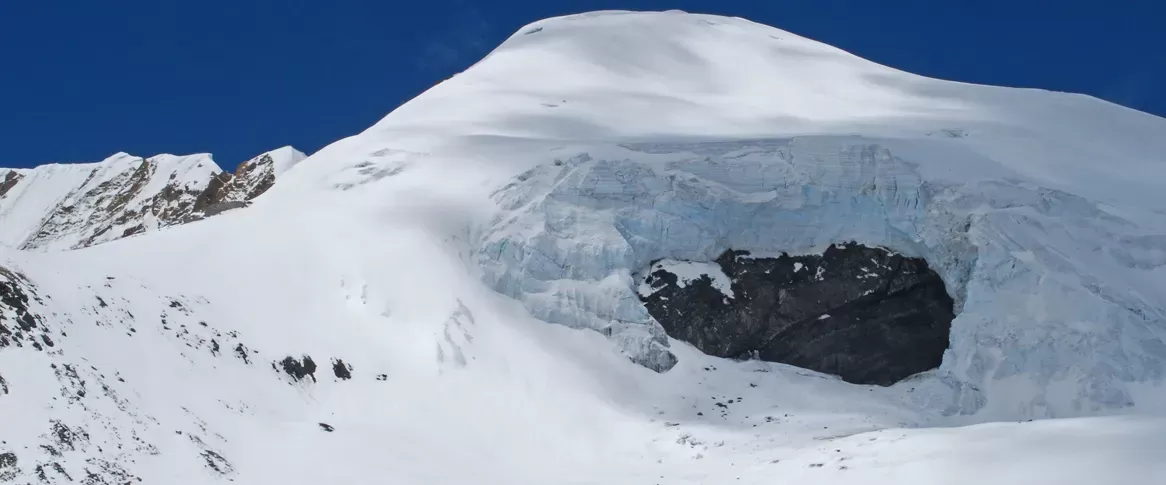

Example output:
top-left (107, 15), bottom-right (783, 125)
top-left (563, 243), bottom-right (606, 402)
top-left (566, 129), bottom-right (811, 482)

top-left (0, 146), bottom-right (306, 251)
top-left (2, 11), bottom-right (1165, 484)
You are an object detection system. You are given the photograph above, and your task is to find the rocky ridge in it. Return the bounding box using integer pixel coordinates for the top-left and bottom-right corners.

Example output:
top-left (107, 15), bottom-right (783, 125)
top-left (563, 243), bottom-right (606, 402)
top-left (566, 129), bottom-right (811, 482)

top-left (0, 147), bottom-right (305, 251)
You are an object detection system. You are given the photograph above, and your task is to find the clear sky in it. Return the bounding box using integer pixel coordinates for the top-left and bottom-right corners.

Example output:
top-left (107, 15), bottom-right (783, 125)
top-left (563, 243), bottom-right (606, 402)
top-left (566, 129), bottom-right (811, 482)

top-left (2, 0), bottom-right (1163, 170)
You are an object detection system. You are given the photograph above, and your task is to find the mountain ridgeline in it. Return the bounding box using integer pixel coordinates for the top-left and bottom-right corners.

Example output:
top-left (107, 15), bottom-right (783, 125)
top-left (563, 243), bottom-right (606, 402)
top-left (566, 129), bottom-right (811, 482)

top-left (0, 147), bottom-right (305, 251)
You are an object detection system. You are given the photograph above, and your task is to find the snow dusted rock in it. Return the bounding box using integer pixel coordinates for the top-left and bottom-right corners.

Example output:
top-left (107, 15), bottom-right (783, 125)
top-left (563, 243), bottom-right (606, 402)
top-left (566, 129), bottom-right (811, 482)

top-left (637, 244), bottom-right (954, 386)
top-left (0, 146), bottom-right (305, 251)
top-left (208, 146), bottom-right (307, 206)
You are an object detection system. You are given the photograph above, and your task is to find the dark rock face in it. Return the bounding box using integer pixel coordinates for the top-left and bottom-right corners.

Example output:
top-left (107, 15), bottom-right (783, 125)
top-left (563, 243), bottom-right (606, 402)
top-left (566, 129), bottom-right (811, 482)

top-left (278, 355), bottom-right (317, 382)
top-left (332, 359), bottom-right (352, 380)
top-left (0, 266), bottom-right (49, 351)
top-left (638, 243), bottom-right (953, 386)
top-left (0, 452), bottom-right (17, 481)
top-left (0, 170), bottom-right (22, 197)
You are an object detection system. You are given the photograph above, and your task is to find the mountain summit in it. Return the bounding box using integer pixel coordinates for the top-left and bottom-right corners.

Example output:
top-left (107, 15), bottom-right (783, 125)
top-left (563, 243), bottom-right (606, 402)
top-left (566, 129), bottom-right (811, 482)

top-left (1, 11), bottom-right (1164, 484)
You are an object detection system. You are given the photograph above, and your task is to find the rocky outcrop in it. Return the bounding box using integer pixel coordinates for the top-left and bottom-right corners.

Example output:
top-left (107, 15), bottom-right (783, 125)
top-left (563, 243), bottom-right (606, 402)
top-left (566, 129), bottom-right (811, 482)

top-left (638, 243), bottom-right (954, 386)
top-left (0, 171), bottom-right (22, 198)
top-left (0, 266), bottom-right (46, 350)
top-left (192, 146), bottom-right (307, 215)
top-left (0, 147), bottom-right (305, 251)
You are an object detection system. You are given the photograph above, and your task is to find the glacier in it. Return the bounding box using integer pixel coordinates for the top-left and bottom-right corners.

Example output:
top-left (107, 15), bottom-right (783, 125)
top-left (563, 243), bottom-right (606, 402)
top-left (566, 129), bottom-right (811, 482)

top-left (1, 9), bottom-right (1165, 485)
top-left (479, 137), bottom-right (1166, 418)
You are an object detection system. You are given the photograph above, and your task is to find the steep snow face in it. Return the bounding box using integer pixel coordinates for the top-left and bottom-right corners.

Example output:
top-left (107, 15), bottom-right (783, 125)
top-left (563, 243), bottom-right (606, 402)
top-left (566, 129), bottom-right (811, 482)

top-left (2, 10), bottom-right (1166, 484)
top-left (0, 147), bottom-right (305, 251)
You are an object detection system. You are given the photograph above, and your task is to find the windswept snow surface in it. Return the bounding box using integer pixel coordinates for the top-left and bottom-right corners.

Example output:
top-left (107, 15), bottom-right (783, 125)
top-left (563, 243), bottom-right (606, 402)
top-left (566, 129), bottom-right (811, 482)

top-left (3, 10), bottom-right (1166, 484)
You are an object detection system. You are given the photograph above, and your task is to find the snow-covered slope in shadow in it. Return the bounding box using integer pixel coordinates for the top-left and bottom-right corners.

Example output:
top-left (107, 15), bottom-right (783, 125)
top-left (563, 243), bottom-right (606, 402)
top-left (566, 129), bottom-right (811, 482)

top-left (2, 10), bottom-right (1165, 485)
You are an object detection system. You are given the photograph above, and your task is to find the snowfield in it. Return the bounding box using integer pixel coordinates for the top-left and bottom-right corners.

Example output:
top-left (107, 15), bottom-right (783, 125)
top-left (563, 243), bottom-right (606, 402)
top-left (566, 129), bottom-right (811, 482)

top-left (2, 10), bottom-right (1165, 484)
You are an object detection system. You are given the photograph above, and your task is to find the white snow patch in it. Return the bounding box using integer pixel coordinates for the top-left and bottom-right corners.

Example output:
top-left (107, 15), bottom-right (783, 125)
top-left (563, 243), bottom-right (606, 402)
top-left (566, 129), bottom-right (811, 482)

top-left (640, 260), bottom-right (735, 299)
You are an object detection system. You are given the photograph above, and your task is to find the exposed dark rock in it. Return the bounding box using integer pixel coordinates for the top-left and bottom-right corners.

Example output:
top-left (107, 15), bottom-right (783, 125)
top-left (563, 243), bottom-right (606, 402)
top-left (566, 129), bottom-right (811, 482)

top-left (639, 243), bottom-right (953, 386)
top-left (8, 148), bottom-right (299, 250)
top-left (332, 359), bottom-right (352, 380)
top-left (318, 423), bottom-right (334, 432)
top-left (0, 452), bottom-right (16, 482)
top-left (201, 450), bottom-right (233, 475)
top-left (0, 373), bottom-right (7, 395)
top-left (189, 172), bottom-right (233, 216)
top-left (120, 224), bottom-right (146, 238)
top-left (234, 343), bottom-right (251, 364)
top-left (0, 170), bottom-right (22, 198)
top-left (49, 421), bottom-right (89, 451)
top-left (1, 266), bottom-right (45, 350)
top-left (200, 200), bottom-right (249, 218)
top-left (279, 355), bottom-right (317, 382)
top-left (186, 153), bottom-right (279, 222)
top-left (229, 153), bottom-right (279, 200)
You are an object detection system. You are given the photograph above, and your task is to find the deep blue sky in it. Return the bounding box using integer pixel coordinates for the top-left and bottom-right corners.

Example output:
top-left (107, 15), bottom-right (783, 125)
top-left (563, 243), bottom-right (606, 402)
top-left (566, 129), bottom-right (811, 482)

top-left (2, 1), bottom-right (1163, 170)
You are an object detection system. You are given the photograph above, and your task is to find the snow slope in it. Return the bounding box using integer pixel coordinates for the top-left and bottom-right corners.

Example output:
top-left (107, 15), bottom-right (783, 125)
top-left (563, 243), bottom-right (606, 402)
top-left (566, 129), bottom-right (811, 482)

top-left (2, 10), bottom-right (1165, 484)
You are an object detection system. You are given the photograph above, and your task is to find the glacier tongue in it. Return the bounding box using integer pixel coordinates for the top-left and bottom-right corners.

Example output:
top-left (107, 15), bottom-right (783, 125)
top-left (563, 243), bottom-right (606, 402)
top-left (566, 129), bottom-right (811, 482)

top-left (479, 136), bottom-right (1166, 418)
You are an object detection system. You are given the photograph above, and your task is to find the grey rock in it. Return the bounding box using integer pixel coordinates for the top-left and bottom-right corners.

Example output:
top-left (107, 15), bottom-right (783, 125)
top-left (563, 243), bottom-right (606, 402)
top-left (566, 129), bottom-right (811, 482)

top-left (639, 243), bottom-right (953, 385)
